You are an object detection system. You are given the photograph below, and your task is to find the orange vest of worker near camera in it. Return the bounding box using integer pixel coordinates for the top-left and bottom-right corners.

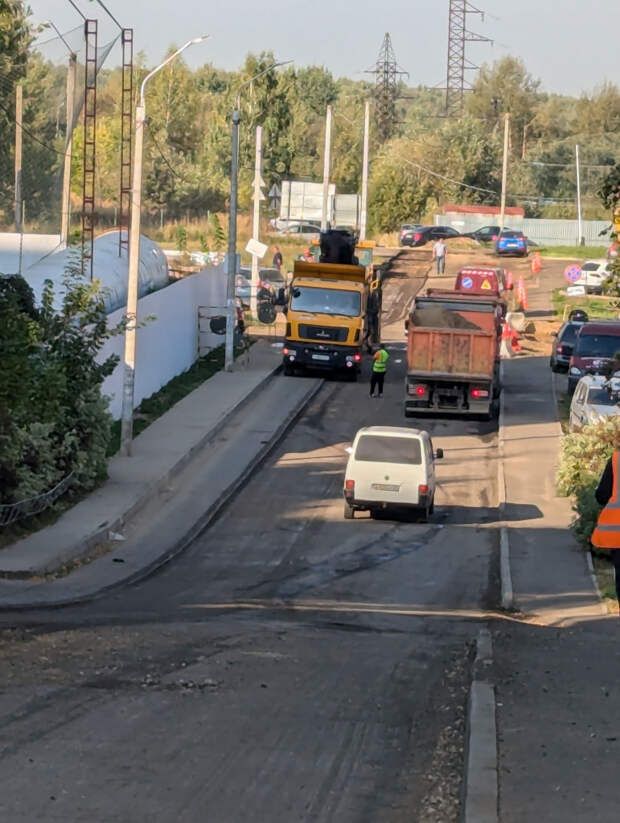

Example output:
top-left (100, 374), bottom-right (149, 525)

top-left (592, 452), bottom-right (620, 550)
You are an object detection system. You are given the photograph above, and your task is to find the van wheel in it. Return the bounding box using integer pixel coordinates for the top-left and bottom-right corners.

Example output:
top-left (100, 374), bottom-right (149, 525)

top-left (429, 496), bottom-right (435, 515)
top-left (419, 505), bottom-right (430, 523)
top-left (344, 502), bottom-right (355, 520)
top-left (283, 362), bottom-right (293, 376)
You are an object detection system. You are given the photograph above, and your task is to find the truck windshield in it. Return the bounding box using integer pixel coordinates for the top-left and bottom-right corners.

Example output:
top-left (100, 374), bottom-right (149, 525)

top-left (291, 287), bottom-right (361, 317)
top-left (355, 436), bottom-right (422, 465)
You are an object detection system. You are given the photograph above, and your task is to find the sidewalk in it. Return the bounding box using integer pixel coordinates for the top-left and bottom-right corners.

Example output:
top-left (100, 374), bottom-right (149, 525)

top-left (0, 340), bottom-right (322, 608)
top-left (496, 355), bottom-right (618, 822)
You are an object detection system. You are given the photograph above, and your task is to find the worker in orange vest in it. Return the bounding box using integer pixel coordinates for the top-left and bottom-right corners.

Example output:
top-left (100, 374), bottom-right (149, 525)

top-left (593, 452), bottom-right (620, 610)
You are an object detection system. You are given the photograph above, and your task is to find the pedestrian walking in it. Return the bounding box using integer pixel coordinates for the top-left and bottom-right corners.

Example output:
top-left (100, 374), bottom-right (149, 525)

top-left (593, 452), bottom-right (620, 612)
top-left (370, 342), bottom-right (389, 398)
top-left (432, 238), bottom-right (447, 275)
top-left (272, 245), bottom-right (283, 270)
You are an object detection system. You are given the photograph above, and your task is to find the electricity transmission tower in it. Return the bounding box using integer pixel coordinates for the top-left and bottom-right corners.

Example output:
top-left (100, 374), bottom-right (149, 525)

top-left (366, 33), bottom-right (408, 142)
top-left (445, 0), bottom-right (492, 117)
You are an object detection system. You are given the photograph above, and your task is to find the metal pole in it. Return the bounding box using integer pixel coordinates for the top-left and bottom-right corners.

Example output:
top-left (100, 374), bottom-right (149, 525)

top-left (225, 108), bottom-right (240, 371)
top-left (360, 100), bottom-right (370, 242)
top-left (14, 84), bottom-right (22, 233)
top-left (250, 124), bottom-right (263, 317)
top-left (119, 101), bottom-right (145, 456)
top-left (499, 112), bottom-right (510, 235)
top-left (576, 144), bottom-right (584, 246)
top-left (61, 56), bottom-right (76, 245)
top-left (321, 104), bottom-right (333, 232)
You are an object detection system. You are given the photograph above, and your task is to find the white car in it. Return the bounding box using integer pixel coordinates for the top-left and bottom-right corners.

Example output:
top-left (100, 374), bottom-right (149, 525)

top-left (569, 374), bottom-right (620, 429)
top-left (575, 260), bottom-right (612, 294)
top-left (343, 426), bottom-right (443, 521)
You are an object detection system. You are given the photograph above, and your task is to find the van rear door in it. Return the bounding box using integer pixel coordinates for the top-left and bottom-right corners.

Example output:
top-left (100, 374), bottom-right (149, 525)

top-left (351, 434), bottom-right (425, 505)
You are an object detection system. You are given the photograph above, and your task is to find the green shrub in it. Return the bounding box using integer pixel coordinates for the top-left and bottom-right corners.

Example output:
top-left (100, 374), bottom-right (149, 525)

top-left (557, 416), bottom-right (620, 548)
top-left (0, 264), bottom-right (120, 508)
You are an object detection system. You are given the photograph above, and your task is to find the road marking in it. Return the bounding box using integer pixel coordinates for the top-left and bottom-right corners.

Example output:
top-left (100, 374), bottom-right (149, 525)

top-left (500, 527), bottom-right (514, 611)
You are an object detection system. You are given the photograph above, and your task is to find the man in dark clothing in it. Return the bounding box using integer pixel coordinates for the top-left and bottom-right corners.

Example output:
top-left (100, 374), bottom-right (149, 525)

top-left (595, 454), bottom-right (620, 609)
top-left (272, 246), bottom-right (283, 270)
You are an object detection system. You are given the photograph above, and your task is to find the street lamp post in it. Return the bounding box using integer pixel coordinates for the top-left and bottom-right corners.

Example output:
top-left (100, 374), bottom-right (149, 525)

top-left (225, 60), bottom-right (292, 372)
top-left (119, 36), bottom-right (210, 457)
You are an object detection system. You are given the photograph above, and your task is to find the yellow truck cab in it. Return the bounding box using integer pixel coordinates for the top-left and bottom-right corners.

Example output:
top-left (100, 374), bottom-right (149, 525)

top-left (282, 260), bottom-right (381, 378)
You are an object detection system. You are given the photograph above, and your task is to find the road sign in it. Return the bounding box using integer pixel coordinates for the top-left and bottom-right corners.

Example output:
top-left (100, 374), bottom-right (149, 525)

top-left (461, 276), bottom-right (473, 289)
top-left (245, 238), bottom-right (267, 258)
top-left (565, 264), bottom-right (582, 283)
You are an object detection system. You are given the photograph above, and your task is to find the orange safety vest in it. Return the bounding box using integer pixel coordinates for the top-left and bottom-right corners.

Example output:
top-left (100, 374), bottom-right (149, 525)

top-left (592, 452), bottom-right (620, 550)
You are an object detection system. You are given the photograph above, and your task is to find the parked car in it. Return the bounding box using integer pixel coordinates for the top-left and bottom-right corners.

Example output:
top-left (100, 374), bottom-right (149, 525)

top-left (549, 320), bottom-right (585, 372)
top-left (574, 260), bottom-right (612, 294)
top-left (399, 223), bottom-right (423, 246)
top-left (235, 273), bottom-right (251, 307)
top-left (568, 321), bottom-right (620, 392)
top-left (343, 426), bottom-right (443, 522)
top-left (239, 266), bottom-right (286, 294)
top-left (465, 225), bottom-right (502, 244)
top-left (495, 229), bottom-right (528, 257)
top-left (403, 226), bottom-right (461, 248)
top-left (278, 222), bottom-right (321, 239)
top-left (569, 374), bottom-right (620, 429)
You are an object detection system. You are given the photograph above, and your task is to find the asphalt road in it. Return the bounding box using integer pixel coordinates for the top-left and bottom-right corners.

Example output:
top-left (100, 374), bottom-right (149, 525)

top-left (0, 253), bottom-right (500, 823)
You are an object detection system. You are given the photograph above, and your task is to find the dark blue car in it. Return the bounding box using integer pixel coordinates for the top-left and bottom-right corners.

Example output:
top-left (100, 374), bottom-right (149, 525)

top-left (495, 229), bottom-right (528, 257)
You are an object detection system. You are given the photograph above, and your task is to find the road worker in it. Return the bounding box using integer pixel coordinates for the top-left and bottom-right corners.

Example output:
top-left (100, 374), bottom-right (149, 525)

top-left (593, 452), bottom-right (620, 612)
top-left (370, 342), bottom-right (389, 398)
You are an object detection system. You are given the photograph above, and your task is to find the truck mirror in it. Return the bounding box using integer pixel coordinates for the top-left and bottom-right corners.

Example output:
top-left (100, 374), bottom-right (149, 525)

top-left (435, 448), bottom-right (444, 460)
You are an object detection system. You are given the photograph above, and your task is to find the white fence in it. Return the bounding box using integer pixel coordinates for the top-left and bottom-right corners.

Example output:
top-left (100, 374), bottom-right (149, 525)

top-left (436, 214), bottom-right (611, 248)
top-left (99, 262), bottom-right (227, 420)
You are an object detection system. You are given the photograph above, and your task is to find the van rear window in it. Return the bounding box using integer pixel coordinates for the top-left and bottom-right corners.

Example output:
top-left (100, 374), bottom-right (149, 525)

top-left (576, 334), bottom-right (620, 358)
top-left (354, 436), bottom-right (422, 465)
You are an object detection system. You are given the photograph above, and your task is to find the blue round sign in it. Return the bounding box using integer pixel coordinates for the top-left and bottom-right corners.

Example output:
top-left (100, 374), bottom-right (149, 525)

top-left (565, 265), bottom-right (582, 283)
top-left (462, 276), bottom-right (473, 289)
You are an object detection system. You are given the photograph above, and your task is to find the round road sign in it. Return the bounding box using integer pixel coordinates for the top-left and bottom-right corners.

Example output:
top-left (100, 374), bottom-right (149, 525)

top-left (565, 264), bottom-right (582, 283)
top-left (462, 276), bottom-right (473, 289)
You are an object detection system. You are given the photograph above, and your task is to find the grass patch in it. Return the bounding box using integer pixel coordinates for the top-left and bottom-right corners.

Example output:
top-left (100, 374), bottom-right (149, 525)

top-left (107, 344), bottom-right (231, 456)
top-left (552, 288), bottom-right (620, 320)
top-left (592, 553), bottom-right (618, 615)
top-left (538, 245), bottom-right (608, 259)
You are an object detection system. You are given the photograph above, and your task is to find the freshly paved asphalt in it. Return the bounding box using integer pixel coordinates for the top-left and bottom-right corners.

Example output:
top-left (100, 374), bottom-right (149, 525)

top-left (0, 250), bottom-right (502, 822)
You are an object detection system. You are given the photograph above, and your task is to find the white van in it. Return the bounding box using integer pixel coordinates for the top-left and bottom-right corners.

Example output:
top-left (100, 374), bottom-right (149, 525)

top-left (575, 260), bottom-right (612, 294)
top-left (343, 426), bottom-right (443, 521)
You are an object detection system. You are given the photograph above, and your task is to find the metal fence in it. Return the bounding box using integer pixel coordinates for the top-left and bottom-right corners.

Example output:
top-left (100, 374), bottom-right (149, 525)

top-left (435, 214), bottom-right (611, 248)
top-left (0, 472), bottom-right (73, 527)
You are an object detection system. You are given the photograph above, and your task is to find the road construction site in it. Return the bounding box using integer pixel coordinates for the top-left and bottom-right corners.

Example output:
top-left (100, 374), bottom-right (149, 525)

top-left (0, 246), bottom-right (616, 823)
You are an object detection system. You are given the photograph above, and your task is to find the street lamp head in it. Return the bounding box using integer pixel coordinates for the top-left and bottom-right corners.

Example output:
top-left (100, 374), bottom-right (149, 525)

top-left (191, 35), bottom-right (210, 44)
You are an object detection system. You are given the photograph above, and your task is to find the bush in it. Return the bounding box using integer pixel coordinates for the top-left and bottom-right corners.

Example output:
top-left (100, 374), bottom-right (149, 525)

top-left (0, 264), bottom-right (120, 507)
top-left (557, 416), bottom-right (620, 548)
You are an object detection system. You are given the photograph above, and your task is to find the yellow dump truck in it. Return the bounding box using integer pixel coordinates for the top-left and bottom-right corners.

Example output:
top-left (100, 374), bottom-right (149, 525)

top-left (282, 259), bottom-right (381, 378)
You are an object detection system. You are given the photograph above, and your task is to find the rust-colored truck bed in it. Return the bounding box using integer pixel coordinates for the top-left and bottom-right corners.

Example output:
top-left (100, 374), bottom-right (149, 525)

top-left (404, 293), bottom-right (502, 418)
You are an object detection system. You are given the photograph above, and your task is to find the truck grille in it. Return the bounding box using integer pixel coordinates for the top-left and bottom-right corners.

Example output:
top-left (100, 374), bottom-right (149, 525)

top-left (298, 324), bottom-right (349, 343)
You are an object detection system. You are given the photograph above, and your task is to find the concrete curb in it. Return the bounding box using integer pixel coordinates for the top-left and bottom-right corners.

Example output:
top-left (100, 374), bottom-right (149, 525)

top-left (0, 362), bottom-right (283, 580)
top-left (500, 527), bottom-right (513, 611)
top-left (0, 379), bottom-right (324, 611)
top-left (497, 362), bottom-right (514, 611)
top-left (462, 629), bottom-right (498, 823)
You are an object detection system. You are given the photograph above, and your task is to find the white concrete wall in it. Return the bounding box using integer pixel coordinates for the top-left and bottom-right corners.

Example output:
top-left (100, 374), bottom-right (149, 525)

top-left (99, 262), bottom-right (227, 420)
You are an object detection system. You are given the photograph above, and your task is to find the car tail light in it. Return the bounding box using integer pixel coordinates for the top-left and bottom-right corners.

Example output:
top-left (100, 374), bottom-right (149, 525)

top-left (414, 233), bottom-right (421, 241)
top-left (471, 388), bottom-right (489, 399)
top-left (282, 347), bottom-right (290, 356)
top-left (416, 386), bottom-right (426, 396)
top-left (419, 484), bottom-right (429, 496)
top-left (345, 479), bottom-right (355, 498)
top-left (557, 344), bottom-right (564, 354)
top-left (353, 353), bottom-right (362, 362)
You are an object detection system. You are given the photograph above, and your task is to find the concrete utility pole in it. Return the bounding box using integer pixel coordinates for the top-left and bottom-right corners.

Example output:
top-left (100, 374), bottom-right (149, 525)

top-left (499, 112), bottom-right (511, 235)
top-left (321, 104), bottom-right (333, 232)
top-left (250, 125), bottom-right (263, 317)
top-left (360, 100), bottom-right (370, 242)
top-left (61, 56), bottom-right (76, 246)
top-left (576, 144), bottom-right (584, 246)
top-left (225, 107), bottom-right (241, 372)
top-left (120, 37), bottom-right (209, 457)
top-left (14, 84), bottom-right (22, 233)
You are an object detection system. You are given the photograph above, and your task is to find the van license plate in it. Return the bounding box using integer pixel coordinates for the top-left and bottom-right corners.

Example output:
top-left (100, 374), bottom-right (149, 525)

top-left (372, 483), bottom-right (400, 492)
top-left (312, 354), bottom-right (330, 361)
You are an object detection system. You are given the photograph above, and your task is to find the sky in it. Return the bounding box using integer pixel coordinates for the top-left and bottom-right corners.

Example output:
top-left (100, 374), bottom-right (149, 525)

top-left (28, 0), bottom-right (620, 97)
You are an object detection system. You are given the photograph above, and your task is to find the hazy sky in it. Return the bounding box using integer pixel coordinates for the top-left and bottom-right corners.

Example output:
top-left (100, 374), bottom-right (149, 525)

top-left (29, 0), bottom-right (619, 97)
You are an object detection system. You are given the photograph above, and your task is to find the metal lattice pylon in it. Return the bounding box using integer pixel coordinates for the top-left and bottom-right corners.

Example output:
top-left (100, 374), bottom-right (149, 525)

top-left (445, 0), bottom-right (492, 117)
top-left (118, 28), bottom-right (133, 257)
top-left (366, 33), bottom-right (408, 142)
top-left (82, 18), bottom-right (98, 278)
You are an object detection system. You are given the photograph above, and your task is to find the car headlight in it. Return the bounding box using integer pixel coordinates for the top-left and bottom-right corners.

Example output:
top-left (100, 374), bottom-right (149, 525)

top-left (570, 367), bottom-right (583, 375)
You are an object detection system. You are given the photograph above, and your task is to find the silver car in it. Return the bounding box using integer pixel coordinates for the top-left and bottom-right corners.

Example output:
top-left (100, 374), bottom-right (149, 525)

top-left (569, 374), bottom-right (620, 429)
